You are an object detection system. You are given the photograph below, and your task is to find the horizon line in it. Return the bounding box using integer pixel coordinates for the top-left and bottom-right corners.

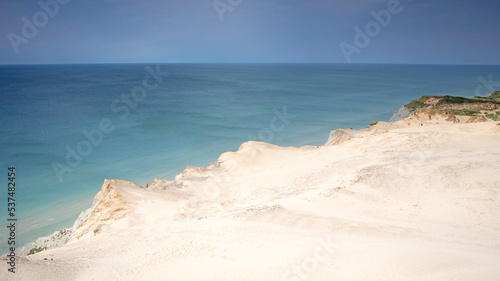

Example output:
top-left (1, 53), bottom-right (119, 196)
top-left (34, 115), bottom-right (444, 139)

top-left (1, 62), bottom-right (500, 66)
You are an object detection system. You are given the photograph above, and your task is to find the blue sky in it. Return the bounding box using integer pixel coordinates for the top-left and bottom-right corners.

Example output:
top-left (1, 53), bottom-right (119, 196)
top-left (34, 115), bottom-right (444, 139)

top-left (1, 0), bottom-right (499, 64)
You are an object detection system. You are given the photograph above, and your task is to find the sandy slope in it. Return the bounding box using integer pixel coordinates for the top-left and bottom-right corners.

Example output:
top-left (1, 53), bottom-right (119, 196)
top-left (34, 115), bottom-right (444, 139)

top-left (3, 117), bottom-right (500, 281)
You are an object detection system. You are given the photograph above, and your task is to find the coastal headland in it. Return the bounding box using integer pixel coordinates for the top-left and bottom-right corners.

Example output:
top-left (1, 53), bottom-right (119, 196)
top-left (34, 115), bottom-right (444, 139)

top-left (3, 93), bottom-right (500, 281)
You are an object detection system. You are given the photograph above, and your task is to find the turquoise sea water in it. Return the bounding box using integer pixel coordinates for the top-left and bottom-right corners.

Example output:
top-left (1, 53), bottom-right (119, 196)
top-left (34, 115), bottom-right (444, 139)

top-left (1, 63), bottom-right (500, 254)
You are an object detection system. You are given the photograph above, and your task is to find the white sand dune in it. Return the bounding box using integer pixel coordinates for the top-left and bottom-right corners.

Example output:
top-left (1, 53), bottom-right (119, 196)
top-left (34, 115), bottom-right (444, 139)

top-left (3, 115), bottom-right (500, 281)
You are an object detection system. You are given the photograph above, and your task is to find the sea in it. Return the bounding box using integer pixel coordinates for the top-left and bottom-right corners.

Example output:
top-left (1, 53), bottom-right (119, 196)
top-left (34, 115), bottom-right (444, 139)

top-left (1, 63), bottom-right (500, 254)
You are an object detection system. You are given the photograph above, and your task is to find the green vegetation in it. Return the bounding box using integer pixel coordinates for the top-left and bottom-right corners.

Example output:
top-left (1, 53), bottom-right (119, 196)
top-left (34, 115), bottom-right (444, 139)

top-left (403, 93), bottom-right (500, 117)
top-left (488, 91), bottom-right (500, 103)
top-left (439, 95), bottom-right (496, 104)
top-left (368, 121), bottom-right (379, 127)
top-left (28, 246), bottom-right (47, 255)
top-left (485, 112), bottom-right (500, 121)
top-left (405, 95), bottom-right (438, 111)
top-left (406, 95), bottom-right (499, 109)
top-left (447, 109), bottom-right (481, 116)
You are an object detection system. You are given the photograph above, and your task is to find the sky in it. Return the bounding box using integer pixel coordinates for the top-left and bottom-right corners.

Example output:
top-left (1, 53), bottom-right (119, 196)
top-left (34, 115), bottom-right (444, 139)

top-left (1, 0), bottom-right (499, 64)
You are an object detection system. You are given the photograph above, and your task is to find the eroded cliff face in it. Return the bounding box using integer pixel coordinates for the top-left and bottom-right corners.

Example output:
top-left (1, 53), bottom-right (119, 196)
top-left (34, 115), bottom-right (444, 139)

top-left (389, 106), bottom-right (413, 122)
top-left (22, 180), bottom-right (138, 255)
top-left (407, 108), bottom-right (460, 123)
top-left (68, 180), bottom-right (134, 242)
top-left (389, 93), bottom-right (500, 123)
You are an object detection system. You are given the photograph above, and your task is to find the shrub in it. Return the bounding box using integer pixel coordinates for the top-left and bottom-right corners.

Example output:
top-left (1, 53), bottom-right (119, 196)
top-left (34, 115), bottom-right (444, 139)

top-left (28, 246), bottom-right (47, 256)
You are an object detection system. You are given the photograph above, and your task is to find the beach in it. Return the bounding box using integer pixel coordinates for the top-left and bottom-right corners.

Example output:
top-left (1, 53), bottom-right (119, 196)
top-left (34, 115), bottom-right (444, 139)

top-left (3, 108), bottom-right (500, 281)
top-left (3, 0), bottom-right (500, 279)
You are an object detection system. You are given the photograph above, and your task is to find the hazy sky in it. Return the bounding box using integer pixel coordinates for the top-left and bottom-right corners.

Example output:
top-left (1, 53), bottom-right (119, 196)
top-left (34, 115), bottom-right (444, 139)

top-left (1, 0), bottom-right (499, 64)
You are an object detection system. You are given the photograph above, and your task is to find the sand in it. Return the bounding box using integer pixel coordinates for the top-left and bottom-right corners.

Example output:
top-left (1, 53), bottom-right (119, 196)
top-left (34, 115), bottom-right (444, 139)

top-left (2, 116), bottom-right (500, 281)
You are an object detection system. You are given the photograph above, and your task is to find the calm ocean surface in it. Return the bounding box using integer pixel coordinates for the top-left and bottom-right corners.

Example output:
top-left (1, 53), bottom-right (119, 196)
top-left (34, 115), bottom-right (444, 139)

top-left (1, 63), bottom-right (500, 254)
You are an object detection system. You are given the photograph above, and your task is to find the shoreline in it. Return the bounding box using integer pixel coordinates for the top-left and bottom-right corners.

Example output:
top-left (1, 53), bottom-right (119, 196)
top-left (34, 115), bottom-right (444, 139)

top-left (4, 94), bottom-right (500, 280)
